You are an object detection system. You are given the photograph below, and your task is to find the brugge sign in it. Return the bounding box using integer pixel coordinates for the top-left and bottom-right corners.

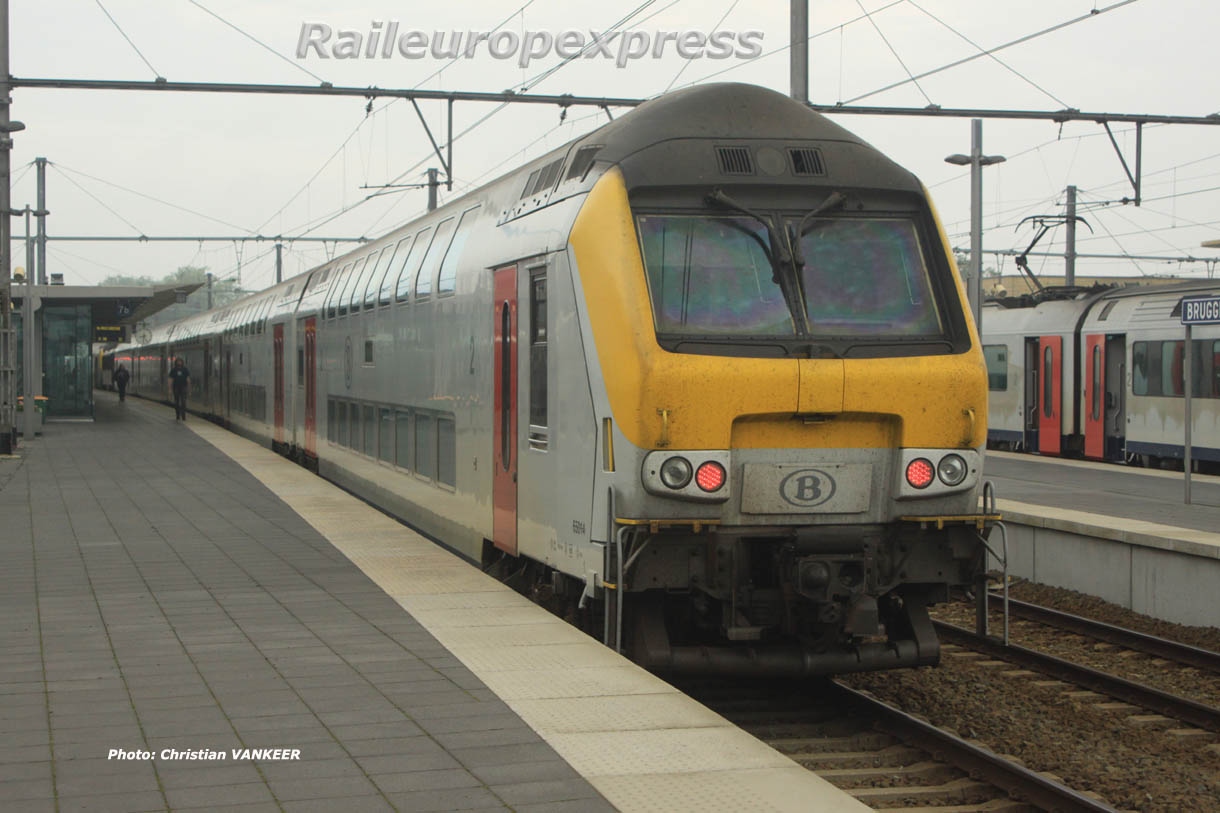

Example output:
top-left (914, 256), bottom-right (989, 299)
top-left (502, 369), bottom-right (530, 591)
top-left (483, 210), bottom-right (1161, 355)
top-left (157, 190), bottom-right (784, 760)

top-left (1181, 296), bottom-right (1220, 325)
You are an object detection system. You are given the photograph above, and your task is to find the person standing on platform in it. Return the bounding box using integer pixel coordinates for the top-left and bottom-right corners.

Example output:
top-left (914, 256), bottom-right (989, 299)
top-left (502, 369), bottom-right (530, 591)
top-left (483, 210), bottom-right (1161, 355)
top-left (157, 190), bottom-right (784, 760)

top-left (113, 364), bottom-right (130, 402)
top-left (168, 358), bottom-right (191, 420)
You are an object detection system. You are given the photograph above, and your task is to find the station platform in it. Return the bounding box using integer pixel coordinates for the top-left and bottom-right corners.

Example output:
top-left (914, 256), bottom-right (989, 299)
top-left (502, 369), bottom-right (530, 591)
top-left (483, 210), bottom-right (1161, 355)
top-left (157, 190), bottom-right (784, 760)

top-left (982, 451), bottom-right (1220, 628)
top-left (0, 393), bottom-right (862, 813)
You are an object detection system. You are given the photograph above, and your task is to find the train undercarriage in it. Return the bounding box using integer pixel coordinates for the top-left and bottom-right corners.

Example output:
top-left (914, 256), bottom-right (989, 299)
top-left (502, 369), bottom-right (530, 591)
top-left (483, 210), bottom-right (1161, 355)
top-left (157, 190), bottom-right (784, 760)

top-left (487, 522), bottom-right (988, 677)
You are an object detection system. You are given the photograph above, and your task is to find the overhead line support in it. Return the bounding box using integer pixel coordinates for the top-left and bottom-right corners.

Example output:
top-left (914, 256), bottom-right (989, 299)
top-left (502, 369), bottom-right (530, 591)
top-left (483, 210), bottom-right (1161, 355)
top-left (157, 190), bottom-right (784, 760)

top-left (14, 78), bottom-right (1220, 126)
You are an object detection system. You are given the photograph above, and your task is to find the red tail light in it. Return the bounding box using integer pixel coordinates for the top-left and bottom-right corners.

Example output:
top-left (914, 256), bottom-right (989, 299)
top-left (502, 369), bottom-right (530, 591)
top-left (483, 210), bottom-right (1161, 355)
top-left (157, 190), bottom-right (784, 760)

top-left (906, 458), bottom-right (934, 489)
top-left (695, 461), bottom-right (726, 492)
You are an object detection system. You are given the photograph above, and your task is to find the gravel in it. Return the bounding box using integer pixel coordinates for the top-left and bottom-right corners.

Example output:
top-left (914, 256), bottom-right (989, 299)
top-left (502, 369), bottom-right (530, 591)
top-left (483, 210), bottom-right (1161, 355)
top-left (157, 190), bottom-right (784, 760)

top-left (839, 582), bottom-right (1220, 812)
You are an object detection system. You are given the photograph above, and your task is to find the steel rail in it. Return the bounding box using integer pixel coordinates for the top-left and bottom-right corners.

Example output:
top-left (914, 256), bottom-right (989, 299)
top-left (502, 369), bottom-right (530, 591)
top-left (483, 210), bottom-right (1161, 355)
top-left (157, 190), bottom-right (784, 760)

top-left (1003, 598), bottom-right (1220, 673)
top-left (829, 679), bottom-right (1118, 813)
top-left (934, 621), bottom-right (1220, 734)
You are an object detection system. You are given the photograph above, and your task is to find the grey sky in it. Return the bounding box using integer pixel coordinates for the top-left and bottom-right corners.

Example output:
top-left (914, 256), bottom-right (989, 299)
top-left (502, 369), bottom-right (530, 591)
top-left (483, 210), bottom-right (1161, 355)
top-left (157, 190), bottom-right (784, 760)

top-left (10, 0), bottom-right (1219, 290)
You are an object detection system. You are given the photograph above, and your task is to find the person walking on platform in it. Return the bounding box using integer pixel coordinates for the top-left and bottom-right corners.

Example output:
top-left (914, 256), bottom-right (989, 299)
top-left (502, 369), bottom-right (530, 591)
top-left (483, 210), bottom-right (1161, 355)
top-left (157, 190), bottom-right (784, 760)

top-left (168, 357), bottom-right (191, 420)
top-left (113, 364), bottom-right (130, 402)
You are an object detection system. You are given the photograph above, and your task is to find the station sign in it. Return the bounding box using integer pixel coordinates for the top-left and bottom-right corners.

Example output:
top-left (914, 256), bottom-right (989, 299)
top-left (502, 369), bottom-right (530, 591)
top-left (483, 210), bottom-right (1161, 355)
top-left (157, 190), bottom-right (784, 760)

top-left (1180, 295), bottom-right (1220, 325)
top-left (94, 324), bottom-right (125, 343)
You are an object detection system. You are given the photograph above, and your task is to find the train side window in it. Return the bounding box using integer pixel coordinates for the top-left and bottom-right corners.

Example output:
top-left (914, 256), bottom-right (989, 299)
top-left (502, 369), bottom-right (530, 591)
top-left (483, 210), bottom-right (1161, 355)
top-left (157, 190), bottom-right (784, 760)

top-left (437, 206), bottom-right (481, 296)
top-left (326, 263), bottom-right (353, 319)
top-left (347, 254), bottom-right (378, 314)
top-left (395, 227), bottom-right (432, 303)
top-left (337, 401), bottom-right (348, 446)
top-left (338, 257), bottom-right (368, 317)
top-left (1091, 345), bottom-right (1101, 420)
top-left (437, 417), bottom-right (456, 487)
top-left (1042, 346), bottom-right (1053, 417)
top-left (378, 408), bottom-right (393, 462)
top-left (1162, 340), bottom-right (1184, 397)
top-left (1190, 340), bottom-right (1213, 399)
top-left (349, 403), bottom-right (361, 451)
top-left (363, 405), bottom-right (376, 454)
top-left (364, 245), bottom-right (398, 309)
top-left (982, 345), bottom-right (1006, 391)
top-left (1133, 342), bottom-right (1149, 396)
top-left (416, 413), bottom-right (436, 479)
top-left (395, 410), bottom-right (412, 469)
top-left (1212, 341), bottom-right (1220, 398)
top-left (379, 236), bottom-right (414, 306)
top-left (415, 217), bottom-right (455, 302)
top-left (1146, 341), bottom-right (1163, 396)
top-left (529, 269), bottom-right (549, 444)
top-left (328, 398), bottom-right (336, 443)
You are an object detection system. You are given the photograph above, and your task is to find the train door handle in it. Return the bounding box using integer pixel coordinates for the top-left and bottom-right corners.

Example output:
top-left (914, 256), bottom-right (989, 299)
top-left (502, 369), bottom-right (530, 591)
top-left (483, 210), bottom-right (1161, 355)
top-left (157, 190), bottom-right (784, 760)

top-left (512, 472), bottom-right (517, 483)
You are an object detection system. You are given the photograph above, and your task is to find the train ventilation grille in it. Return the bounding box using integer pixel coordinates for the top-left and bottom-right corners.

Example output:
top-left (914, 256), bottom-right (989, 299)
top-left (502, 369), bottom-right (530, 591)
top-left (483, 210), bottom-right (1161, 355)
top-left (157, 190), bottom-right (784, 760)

top-left (566, 146), bottom-right (602, 181)
top-left (789, 147), bottom-right (826, 176)
top-left (521, 159), bottom-right (564, 199)
top-left (716, 146), bottom-right (754, 175)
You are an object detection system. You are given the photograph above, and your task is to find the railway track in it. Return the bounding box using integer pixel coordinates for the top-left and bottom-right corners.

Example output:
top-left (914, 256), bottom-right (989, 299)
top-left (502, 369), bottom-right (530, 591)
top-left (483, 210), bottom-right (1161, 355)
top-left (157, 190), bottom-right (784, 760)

top-left (677, 677), bottom-right (1117, 812)
top-left (934, 619), bottom-right (1220, 735)
top-left (1001, 597), bottom-right (1220, 673)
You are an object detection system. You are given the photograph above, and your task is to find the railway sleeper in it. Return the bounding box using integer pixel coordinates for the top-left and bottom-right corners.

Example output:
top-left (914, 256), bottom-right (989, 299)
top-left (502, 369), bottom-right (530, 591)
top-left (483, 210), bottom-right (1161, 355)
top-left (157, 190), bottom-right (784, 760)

top-left (849, 776), bottom-right (998, 806)
top-left (767, 732), bottom-right (900, 754)
top-left (793, 744), bottom-right (929, 770)
top-left (818, 760), bottom-right (962, 788)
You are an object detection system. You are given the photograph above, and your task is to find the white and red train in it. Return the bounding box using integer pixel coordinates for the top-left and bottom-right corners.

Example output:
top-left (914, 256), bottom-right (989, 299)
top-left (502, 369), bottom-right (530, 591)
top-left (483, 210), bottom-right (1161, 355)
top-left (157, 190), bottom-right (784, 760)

top-left (982, 281), bottom-right (1220, 470)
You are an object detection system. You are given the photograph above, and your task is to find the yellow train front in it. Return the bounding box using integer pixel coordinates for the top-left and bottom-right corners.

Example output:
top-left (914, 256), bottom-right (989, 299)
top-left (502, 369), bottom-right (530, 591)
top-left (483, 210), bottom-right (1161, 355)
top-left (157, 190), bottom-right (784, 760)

top-left (556, 84), bottom-right (989, 674)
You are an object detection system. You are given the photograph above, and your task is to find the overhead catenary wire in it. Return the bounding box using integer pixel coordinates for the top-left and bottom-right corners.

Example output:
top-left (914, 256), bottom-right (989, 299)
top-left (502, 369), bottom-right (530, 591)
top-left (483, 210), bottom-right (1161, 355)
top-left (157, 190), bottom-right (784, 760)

top-left (54, 162), bottom-right (256, 234)
top-left (853, 0), bottom-right (934, 105)
top-left (187, 0), bottom-right (329, 86)
top-left (668, 0), bottom-right (905, 94)
top-left (905, 0), bottom-right (1070, 109)
top-left (664, 0), bottom-right (738, 93)
top-left (253, 0), bottom-right (546, 235)
top-left (52, 165), bottom-right (146, 236)
top-left (94, 0), bottom-right (163, 79)
top-left (842, 0), bottom-right (1143, 105)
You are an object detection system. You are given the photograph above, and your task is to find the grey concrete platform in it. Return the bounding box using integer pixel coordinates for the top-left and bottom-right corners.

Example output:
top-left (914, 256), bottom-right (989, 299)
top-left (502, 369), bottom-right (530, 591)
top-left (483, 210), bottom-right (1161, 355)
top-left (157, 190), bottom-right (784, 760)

top-left (0, 398), bottom-right (614, 812)
top-left (982, 452), bottom-right (1220, 628)
top-left (986, 451), bottom-right (1220, 532)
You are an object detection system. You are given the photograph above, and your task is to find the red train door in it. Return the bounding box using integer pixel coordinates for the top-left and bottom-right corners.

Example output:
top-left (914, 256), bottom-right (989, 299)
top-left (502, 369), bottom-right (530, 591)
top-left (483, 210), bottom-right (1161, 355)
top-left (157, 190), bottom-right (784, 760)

top-left (273, 324), bottom-right (285, 443)
top-left (1038, 335), bottom-right (1063, 455)
top-left (1084, 334), bottom-right (1105, 459)
top-left (492, 264), bottom-right (518, 556)
top-left (304, 317), bottom-right (317, 457)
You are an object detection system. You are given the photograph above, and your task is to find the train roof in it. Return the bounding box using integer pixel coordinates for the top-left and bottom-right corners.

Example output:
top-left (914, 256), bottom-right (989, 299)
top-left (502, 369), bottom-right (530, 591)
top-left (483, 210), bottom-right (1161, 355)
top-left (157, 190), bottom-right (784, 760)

top-left (129, 83), bottom-right (927, 349)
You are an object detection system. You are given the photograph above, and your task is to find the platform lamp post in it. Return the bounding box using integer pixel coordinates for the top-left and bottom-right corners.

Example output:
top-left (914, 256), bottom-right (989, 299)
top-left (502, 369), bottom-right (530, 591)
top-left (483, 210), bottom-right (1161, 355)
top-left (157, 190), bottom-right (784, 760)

top-left (945, 119), bottom-right (1005, 333)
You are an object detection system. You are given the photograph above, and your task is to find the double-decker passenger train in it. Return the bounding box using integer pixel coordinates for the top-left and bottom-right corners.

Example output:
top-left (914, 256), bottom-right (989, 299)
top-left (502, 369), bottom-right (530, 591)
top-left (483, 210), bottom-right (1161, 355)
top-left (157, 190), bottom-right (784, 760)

top-left (982, 281), bottom-right (1220, 470)
top-left (113, 83), bottom-right (992, 675)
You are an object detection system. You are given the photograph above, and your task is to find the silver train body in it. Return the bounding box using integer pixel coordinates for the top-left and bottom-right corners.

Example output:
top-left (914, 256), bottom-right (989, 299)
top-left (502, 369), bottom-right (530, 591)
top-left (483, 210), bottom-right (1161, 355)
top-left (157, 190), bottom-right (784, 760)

top-left (982, 281), bottom-right (1220, 467)
top-left (116, 84), bottom-right (992, 676)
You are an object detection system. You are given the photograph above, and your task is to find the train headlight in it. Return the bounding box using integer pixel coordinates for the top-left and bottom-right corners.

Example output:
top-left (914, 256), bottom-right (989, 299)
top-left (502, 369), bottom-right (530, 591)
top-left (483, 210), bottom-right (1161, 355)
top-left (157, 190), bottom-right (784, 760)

top-left (937, 454), bottom-right (968, 487)
top-left (905, 458), bottom-right (935, 489)
top-left (659, 456), bottom-right (693, 489)
top-left (695, 461), bottom-right (726, 492)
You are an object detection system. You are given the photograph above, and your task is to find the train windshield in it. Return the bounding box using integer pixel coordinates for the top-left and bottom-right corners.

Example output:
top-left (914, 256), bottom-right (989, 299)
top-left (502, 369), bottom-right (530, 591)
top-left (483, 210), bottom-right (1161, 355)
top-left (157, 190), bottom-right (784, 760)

top-left (637, 213), bottom-right (947, 353)
top-left (635, 215), bottom-right (796, 336)
top-left (791, 217), bottom-right (943, 338)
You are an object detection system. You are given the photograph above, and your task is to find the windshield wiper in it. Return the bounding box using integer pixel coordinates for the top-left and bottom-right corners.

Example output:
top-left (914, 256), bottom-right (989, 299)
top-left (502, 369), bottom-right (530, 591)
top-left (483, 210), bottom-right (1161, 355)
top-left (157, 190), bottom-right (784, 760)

top-left (705, 187), bottom-right (806, 326)
top-left (790, 191), bottom-right (847, 269)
